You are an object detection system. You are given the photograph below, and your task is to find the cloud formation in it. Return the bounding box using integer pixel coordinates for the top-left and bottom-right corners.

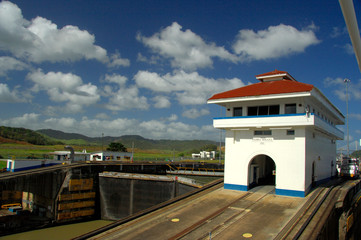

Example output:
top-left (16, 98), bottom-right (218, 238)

top-left (102, 74), bottom-right (149, 111)
top-left (0, 113), bottom-right (218, 140)
top-left (134, 70), bottom-right (244, 105)
top-left (324, 77), bottom-right (361, 101)
top-left (0, 56), bottom-right (29, 76)
top-left (182, 108), bottom-right (210, 119)
top-left (0, 1), bottom-right (129, 66)
top-left (137, 22), bottom-right (238, 70)
top-left (152, 95), bottom-right (171, 108)
top-left (27, 69), bottom-right (100, 113)
top-left (0, 83), bottom-right (25, 102)
top-left (232, 24), bottom-right (320, 61)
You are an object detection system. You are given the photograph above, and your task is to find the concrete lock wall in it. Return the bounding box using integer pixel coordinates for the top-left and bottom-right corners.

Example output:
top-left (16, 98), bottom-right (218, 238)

top-left (99, 173), bottom-right (197, 220)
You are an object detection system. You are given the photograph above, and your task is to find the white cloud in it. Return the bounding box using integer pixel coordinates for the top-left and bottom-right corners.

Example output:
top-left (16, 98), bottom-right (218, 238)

top-left (44, 117), bottom-right (76, 128)
top-left (95, 113), bottom-right (110, 120)
top-left (134, 70), bottom-right (244, 105)
top-left (232, 24), bottom-right (320, 61)
top-left (102, 73), bottom-right (149, 111)
top-left (182, 108), bottom-right (210, 119)
top-left (0, 113), bottom-right (220, 140)
top-left (344, 43), bottom-right (354, 55)
top-left (350, 113), bottom-right (361, 120)
top-left (324, 77), bottom-right (344, 87)
top-left (324, 77), bottom-right (361, 101)
top-left (0, 83), bottom-right (25, 102)
top-left (137, 53), bottom-right (159, 65)
top-left (0, 113), bottom-right (40, 127)
top-left (168, 114), bottom-right (178, 121)
top-left (27, 69), bottom-right (100, 113)
top-left (137, 22), bottom-right (238, 70)
top-left (0, 1), bottom-right (129, 66)
top-left (103, 73), bottom-right (128, 86)
top-left (152, 95), bottom-right (171, 108)
top-left (104, 86), bottom-right (149, 111)
top-left (0, 56), bottom-right (29, 76)
top-left (108, 52), bottom-right (130, 68)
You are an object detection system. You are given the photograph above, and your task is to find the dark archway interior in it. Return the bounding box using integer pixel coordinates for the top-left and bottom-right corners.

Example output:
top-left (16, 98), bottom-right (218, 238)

top-left (249, 155), bottom-right (275, 188)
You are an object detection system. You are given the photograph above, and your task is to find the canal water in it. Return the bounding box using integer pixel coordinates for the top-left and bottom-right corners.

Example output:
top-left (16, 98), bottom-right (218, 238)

top-left (1, 220), bottom-right (113, 240)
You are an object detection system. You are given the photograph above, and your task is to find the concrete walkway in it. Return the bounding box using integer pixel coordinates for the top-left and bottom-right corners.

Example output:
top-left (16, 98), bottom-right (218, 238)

top-left (89, 185), bottom-right (310, 240)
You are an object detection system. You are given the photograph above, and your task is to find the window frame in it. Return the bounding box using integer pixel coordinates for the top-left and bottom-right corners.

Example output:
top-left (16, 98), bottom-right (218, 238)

top-left (247, 105), bottom-right (280, 116)
top-left (285, 103), bottom-right (297, 114)
top-left (286, 130), bottom-right (295, 135)
top-left (233, 107), bottom-right (243, 117)
top-left (254, 130), bottom-right (272, 136)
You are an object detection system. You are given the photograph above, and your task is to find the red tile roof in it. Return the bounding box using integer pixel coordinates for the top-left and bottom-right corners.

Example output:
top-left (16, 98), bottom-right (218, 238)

top-left (256, 69), bottom-right (288, 77)
top-left (208, 78), bottom-right (314, 101)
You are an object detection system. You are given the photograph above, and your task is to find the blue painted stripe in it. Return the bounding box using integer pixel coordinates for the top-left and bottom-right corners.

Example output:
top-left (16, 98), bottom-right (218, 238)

top-left (224, 183), bottom-right (306, 198)
top-left (224, 183), bottom-right (248, 191)
top-left (275, 188), bottom-right (305, 197)
top-left (214, 112), bottom-right (340, 130)
top-left (214, 113), bottom-right (312, 120)
top-left (11, 163), bottom-right (61, 172)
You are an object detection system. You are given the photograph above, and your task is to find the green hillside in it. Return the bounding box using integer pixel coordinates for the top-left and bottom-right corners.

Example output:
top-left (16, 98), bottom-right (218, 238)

top-left (37, 129), bottom-right (218, 152)
top-left (0, 126), bottom-right (61, 145)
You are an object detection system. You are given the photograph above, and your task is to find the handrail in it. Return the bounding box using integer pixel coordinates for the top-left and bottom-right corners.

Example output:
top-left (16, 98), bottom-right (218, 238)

top-left (1, 203), bottom-right (21, 209)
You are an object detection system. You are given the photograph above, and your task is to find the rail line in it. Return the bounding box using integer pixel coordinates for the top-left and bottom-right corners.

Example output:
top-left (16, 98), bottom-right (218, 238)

top-left (171, 183), bottom-right (343, 240)
top-left (292, 187), bottom-right (334, 239)
top-left (167, 188), bottom-right (275, 240)
top-left (275, 180), bottom-right (346, 240)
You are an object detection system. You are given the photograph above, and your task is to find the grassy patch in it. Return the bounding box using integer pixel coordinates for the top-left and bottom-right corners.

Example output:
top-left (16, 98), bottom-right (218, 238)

top-left (0, 160), bottom-right (7, 169)
top-left (0, 143), bottom-right (181, 161)
top-left (0, 143), bottom-right (224, 163)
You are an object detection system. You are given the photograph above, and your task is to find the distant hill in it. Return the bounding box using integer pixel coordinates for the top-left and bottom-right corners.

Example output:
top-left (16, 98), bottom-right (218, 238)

top-left (36, 129), bottom-right (218, 152)
top-left (0, 126), bottom-right (61, 145)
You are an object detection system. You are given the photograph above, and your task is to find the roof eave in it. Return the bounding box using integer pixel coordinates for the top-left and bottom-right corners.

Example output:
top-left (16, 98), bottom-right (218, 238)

top-left (207, 92), bottom-right (311, 104)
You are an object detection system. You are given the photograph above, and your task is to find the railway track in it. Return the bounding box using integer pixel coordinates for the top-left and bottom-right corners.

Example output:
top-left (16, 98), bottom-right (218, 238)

top-left (169, 184), bottom-right (343, 240)
top-left (275, 180), bottom-right (346, 240)
top-left (173, 188), bottom-right (274, 240)
top-left (81, 182), bottom-right (340, 240)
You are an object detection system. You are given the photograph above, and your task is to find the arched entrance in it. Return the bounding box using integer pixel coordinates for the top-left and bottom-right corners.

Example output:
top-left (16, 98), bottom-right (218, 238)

top-left (248, 155), bottom-right (275, 189)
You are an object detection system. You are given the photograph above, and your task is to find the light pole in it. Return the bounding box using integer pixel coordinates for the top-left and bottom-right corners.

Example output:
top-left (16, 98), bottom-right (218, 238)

top-left (344, 78), bottom-right (350, 156)
top-left (102, 133), bottom-right (104, 152)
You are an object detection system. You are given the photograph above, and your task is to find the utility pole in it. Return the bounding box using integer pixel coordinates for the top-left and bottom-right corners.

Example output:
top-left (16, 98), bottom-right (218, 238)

top-left (101, 132), bottom-right (104, 152)
top-left (344, 78), bottom-right (350, 156)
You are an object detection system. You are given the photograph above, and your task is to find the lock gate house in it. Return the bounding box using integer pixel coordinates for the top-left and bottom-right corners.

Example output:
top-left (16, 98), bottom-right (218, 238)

top-left (207, 70), bottom-right (344, 197)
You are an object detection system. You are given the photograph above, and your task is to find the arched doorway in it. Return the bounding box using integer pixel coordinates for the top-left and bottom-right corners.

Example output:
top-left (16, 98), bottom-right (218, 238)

top-left (248, 155), bottom-right (276, 189)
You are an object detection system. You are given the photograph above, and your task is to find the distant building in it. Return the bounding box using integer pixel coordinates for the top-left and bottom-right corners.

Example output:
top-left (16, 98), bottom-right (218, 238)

top-left (192, 151), bottom-right (216, 159)
top-left (207, 70), bottom-right (344, 197)
top-left (49, 150), bottom-right (89, 161)
top-left (90, 151), bottom-right (132, 161)
top-left (49, 150), bottom-right (132, 162)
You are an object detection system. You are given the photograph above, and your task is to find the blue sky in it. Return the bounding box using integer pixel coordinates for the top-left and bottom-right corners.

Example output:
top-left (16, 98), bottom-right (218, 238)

top-left (0, 0), bottom-right (360, 149)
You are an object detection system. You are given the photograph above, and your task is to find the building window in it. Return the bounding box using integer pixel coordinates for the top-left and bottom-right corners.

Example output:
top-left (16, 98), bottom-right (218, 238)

top-left (254, 130), bottom-right (272, 136)
top-left (269, 105), bottom-right (280, 115)
top-left (287, 130), bottom-right (295, 135)
top-left (248, 106), bottom-right (258, 116)
top-left (247, 105), bottom-right (280, 116)
top-left (285, 104), bottom-right (296, 114)
top-left (233, 107), bottom-right (243, 116)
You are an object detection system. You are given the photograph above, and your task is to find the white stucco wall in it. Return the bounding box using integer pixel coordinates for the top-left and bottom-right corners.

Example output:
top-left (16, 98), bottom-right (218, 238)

top-left (224, 127), bottom-right (307, 193)
top-left (210, 82), bottom-right (344, 197)
top-left (305, 128), bottom-right (337, 191)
